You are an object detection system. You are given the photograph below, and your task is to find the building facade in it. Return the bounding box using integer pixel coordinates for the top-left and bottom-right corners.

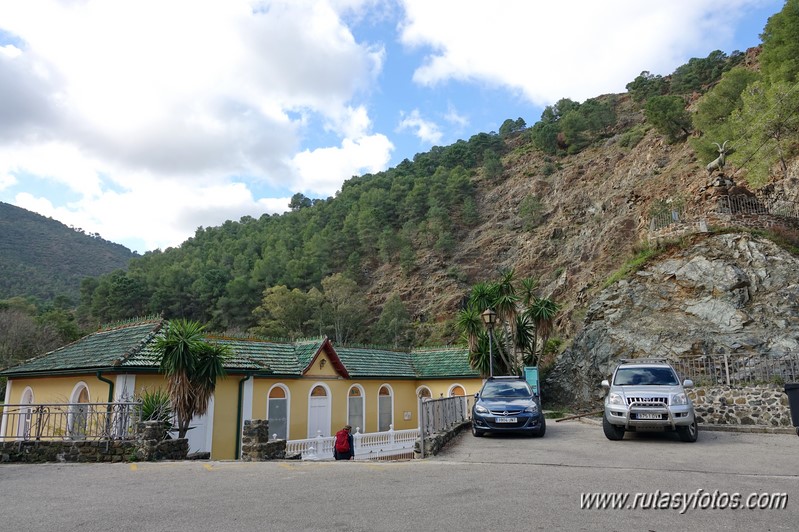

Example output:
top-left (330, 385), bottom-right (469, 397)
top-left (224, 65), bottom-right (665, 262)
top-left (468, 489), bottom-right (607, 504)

top-left (1, 318), bottom-right (482, 459)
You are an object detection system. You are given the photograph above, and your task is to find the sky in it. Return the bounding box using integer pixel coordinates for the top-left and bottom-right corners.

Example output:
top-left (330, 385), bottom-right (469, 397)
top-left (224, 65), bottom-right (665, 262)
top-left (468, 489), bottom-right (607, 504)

top-left (0, 0), bottom-right (785, 254)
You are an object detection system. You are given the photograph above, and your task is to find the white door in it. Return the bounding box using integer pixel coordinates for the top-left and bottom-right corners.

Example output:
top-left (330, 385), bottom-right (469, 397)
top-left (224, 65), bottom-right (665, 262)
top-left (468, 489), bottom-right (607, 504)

top-left (183, 396), bottom-right (214, 454)
top-left (307, 385), bottom-right (329, 437)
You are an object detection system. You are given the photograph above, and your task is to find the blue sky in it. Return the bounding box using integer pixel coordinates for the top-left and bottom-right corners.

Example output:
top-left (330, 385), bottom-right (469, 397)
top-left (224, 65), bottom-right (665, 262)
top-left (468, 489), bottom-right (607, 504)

top-left (0, 0), bottom-right (784, 254)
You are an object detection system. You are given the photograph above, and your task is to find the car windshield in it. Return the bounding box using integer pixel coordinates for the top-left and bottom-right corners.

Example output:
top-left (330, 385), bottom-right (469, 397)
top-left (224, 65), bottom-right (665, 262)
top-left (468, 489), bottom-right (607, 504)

top-left (481, 381), bottom-right (533, 398)
top-left (614, 367), bottom-right (679, 386)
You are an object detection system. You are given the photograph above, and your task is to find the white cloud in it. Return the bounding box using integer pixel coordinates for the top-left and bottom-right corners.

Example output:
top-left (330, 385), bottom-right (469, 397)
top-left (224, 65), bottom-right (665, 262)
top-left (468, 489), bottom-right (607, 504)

top-left (0, 0), bottom-right (390, 252)
top-left (292, 133), bottom-right (393, 196)
top-left (397, 109), bottom-right (443, 145)
top-left (398, 0), bottom-right (765, 105)
top-left (0, 172), bottom-right (16, 191)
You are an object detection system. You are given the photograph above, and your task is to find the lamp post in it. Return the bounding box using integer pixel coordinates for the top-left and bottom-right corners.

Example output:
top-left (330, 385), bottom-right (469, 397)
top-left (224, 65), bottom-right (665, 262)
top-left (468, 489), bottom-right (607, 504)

top-left (481, 308), bottom-right (497, 378)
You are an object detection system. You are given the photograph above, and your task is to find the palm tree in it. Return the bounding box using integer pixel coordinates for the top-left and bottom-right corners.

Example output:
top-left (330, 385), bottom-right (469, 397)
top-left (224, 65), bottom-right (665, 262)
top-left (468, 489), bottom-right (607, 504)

top-left (154, 319), bottom-right (230, 438)
top-left (457, 272), bottom-right (559, 376)
top-left (456, 306), bottom-right (483, 353)
top-left (526, 297), bottom-right (560, 366)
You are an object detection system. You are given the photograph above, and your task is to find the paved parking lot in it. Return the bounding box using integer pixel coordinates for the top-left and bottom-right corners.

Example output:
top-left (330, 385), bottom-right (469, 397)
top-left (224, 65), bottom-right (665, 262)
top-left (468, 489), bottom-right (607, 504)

top-left (1, 420), bottom-right (797, 531)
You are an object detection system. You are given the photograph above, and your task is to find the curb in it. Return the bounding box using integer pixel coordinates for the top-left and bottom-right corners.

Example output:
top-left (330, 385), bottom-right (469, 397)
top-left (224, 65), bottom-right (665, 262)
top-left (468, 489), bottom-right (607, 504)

top-left (568, 415), bottom-right (796, 434)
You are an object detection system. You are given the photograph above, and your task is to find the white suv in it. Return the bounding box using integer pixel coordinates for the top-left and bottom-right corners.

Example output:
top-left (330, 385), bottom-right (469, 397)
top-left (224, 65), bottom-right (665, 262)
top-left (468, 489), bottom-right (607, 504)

top-left (601, 359), bottom-right (697, 442)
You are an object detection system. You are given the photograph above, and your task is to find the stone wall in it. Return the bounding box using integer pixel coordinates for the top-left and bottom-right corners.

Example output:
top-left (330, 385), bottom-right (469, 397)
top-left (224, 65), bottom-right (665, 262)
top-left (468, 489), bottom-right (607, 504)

top-left (414, 420), bottom-right (470, 458)
top-left (688, 385), bottom-right (792, 427)
top-left (0, 421), bottom-right (188, 464)
top-left (240, 419), bottom-right (286, 461)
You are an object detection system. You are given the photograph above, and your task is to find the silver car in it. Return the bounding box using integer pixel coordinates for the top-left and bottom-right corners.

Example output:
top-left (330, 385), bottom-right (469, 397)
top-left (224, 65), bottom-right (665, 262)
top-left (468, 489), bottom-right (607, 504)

top-left (601, 359), bottom-right (698, 442)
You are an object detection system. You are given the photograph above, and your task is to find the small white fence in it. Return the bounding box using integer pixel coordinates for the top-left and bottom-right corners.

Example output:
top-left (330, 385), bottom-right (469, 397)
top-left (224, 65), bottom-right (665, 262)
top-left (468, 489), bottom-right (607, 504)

top-left (286, 425), bottom-right (419, 461)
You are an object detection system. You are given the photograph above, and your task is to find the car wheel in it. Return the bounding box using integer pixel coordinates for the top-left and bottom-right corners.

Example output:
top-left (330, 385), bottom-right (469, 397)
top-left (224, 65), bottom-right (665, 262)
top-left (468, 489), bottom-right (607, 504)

top-left (471, 423), bottom-right (484, 437)
top-left (533, 416), bottom-right (546, 438)
top-left (602, 415), bottom-right (625, 441)
top-left (677, 420), bottom-right (698, 442)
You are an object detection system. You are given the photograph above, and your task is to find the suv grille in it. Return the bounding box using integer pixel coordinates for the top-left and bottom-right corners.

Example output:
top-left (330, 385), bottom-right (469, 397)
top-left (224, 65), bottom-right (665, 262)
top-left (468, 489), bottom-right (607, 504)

top-left (626, 396), bottom-right (669, 406)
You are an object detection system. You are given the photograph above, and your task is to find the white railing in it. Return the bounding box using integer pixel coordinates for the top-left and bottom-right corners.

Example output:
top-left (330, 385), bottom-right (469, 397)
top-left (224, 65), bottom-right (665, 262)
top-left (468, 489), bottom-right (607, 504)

top-left (286, 425), bottom-right (419, 461)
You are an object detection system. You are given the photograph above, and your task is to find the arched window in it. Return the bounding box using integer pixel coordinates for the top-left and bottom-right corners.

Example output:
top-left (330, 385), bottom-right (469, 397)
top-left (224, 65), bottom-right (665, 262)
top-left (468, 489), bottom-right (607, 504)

top-left (415, 386), bottom-right (432, 429)
top-left (449, 385), bottom-right (466, 397)
top-left (267, 384), bottom-right (290, 440)
top-left (378, 385), bottom-right (393, 432)
top-left (307, 384), bottom-right (331, 438)
top-left (17, 387), bottom-right (34, 440)
top-left (347, 385), bottom-right (365, 433)
top-left (69, 383), bottom-right (90, 440)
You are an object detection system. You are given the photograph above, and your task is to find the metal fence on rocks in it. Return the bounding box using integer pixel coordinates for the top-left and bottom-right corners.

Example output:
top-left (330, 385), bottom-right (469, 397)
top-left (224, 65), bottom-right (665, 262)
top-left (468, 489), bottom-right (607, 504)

top-left (648, 195), bottom-right (799, 233)
top-left (675, 353), bottom-right (799, 386)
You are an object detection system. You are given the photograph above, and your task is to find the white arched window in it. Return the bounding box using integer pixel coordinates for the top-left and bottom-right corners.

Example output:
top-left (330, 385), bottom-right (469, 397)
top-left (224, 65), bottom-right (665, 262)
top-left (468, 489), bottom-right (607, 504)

top-left (17, 387), bottom-right (34, 440)
top-left (347, 385), bottom-right (365, 433)
top-left (377, 384), bottom-right (394, 432)
top-left (68, 383), bottom-right (91, 440)
top-left (267, 384), bottom-right (290, 440)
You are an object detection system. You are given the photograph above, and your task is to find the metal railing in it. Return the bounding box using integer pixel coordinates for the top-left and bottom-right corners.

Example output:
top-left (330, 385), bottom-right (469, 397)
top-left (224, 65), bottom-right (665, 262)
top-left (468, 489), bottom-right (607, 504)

top-left (675, 353), bottom-right (799, 386)
top-left (0, 402), bottom-right (142, 442)
top-left (419, 395), bottom-right (472, 437)
top-left (286, 425), bottom-right (419, 461)
top-left (648, 195), bottom-right (799, 233)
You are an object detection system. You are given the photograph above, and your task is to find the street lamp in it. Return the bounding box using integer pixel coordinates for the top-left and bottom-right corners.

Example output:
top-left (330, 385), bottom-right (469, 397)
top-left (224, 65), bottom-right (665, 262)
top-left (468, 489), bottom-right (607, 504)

top-left (481, 308), bottom-right (497, 378)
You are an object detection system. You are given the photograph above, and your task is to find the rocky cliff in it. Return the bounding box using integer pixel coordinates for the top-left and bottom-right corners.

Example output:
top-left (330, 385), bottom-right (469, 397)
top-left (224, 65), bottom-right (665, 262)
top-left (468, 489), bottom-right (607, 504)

top-left (546, 232), bottom-right (799, 408)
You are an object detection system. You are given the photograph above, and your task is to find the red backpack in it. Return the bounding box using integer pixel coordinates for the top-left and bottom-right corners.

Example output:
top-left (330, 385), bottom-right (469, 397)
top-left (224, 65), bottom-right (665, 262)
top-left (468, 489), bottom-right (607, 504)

top-left (334, 429), bottom-right (350, 453)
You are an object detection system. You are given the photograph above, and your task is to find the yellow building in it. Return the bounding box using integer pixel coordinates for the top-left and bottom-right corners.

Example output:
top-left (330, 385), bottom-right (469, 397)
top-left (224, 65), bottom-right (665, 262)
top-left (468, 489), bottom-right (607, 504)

top-left (1, 317), bottom-right (482, 460)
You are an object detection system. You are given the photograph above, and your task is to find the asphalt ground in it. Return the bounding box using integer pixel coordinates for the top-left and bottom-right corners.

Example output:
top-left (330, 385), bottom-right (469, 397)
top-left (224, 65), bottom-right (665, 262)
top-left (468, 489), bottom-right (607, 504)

top-left (1, 420), bottom-right (797, 531)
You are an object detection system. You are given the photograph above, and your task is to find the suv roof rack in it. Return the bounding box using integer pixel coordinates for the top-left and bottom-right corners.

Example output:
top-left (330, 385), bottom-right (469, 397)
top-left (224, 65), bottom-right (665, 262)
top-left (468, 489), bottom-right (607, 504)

top-left (618, 357), bottom-right (671, 364)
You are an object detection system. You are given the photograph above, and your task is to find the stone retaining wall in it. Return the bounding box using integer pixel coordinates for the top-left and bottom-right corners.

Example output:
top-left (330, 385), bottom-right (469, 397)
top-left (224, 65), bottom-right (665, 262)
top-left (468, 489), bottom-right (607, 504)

top-left (0, 421), bottom-right (188, 464)
top-left (688, 385), bottom-right (792, 427)
top-left (240, 419), bottom-right (286, 461)
top-left (414, 420), bottom-right (471, 457)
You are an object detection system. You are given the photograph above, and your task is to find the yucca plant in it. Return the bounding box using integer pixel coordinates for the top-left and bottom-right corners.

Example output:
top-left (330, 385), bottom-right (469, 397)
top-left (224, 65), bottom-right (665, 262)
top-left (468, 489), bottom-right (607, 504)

top-left (138, 388), bottom-right (173, 437)
top-left (154, 319), bottom-right (230, 438)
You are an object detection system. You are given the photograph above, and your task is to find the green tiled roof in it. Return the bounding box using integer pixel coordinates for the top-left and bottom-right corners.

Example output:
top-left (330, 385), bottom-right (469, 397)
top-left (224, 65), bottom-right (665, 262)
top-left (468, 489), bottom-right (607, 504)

top-left (2, 319), bottom-right (476, 380)
top-left (293, 338), bottom-right (327, 369)
top-left (411, 346), bottom-right (479, 378)
top-left (1, 319), bottom-right (165, 376)
top-left (206, 337), bottom-right (310, 374)
top-left (334, 347), bottom-right (417, 378)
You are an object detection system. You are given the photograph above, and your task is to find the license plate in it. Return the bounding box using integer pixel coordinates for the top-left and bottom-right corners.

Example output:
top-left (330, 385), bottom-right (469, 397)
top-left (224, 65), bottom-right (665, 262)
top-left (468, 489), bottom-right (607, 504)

top-left (495, 417), bottom-right (517, 423)
top-left (637, 412), bottom-right (662, 420)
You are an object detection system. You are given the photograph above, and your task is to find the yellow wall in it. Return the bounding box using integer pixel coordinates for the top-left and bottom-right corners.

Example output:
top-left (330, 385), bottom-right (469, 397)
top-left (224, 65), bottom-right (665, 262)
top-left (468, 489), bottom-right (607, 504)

top-left (4, 373), bottom-right (484, 458)
top-left (5, 374), bottom-right (113, 405)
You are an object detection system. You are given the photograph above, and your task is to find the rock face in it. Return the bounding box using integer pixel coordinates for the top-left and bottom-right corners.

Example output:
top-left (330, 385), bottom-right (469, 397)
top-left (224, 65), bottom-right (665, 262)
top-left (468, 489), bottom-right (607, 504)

top-left (546, 233), bottom-right (799, 407)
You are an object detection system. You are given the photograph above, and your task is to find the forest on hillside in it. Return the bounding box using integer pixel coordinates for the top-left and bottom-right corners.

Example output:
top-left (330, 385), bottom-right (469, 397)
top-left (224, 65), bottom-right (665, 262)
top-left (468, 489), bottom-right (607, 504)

top-left (3, 1), bottom-right (798, 388)
top-left (0, 202), bottom-right (137, 303)
top-left (46, 5), bottom-right (799, 335)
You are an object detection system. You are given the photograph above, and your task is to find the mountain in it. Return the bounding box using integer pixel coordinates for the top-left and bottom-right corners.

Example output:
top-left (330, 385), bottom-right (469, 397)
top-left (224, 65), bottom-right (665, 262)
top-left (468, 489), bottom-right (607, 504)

top-left (0, 202), bottom-right (138, 303)
top-left (71, 3), bottom-right (799, 387)
top-left (547, 233), bottom-right (799, 408)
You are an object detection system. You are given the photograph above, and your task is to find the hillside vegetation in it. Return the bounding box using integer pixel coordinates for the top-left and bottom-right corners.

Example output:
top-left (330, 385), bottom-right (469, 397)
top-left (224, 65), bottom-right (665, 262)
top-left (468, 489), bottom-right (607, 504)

top-left (78, 2), bottom-right (799, 347)
top-left (4, 1), bottom-right (799, 388)
top-left (0, 202), bottom-right (137, 303)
